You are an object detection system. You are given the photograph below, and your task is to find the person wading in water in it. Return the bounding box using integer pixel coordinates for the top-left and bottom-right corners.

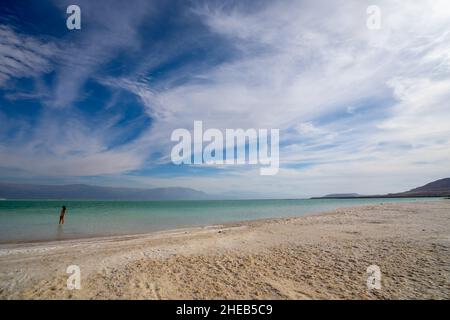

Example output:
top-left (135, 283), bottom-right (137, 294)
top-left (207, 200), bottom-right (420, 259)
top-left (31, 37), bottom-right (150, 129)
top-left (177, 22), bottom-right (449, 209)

top-left (59, 206), bottom-right (67, 225)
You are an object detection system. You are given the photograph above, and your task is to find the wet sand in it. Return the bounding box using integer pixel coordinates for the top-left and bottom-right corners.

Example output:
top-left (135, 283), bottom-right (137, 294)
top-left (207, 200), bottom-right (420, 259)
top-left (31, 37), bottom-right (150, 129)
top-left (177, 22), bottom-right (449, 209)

top-left (0, 201), bottom-right (449, 299)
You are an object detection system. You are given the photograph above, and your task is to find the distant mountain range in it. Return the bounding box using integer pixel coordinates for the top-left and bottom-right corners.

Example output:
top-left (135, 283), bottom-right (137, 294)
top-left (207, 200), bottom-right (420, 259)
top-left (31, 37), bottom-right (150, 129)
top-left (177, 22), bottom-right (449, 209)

top-left (1, 178), bottom-right (449, 201)
top-left (0, 183), bottom-right (209, 200)
top-left (313, 178), bottom-right (450, 199)
top-left (397, 178), bottom-right (450, 197)
top-left (322, 193), bottom-right (361, 198)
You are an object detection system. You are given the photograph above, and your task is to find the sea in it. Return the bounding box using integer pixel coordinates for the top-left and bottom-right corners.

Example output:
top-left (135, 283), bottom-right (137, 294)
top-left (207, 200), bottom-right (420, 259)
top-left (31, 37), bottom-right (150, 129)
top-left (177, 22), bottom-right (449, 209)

top-left (0, 197), bottom-right (442, 243)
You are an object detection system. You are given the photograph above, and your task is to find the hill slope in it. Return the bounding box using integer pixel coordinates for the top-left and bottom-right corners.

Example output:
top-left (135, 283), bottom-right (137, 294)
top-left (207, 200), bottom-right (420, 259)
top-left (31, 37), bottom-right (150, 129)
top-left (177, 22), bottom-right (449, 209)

top-left (395, 178), bottom-right (450, 197)
top-left (313, 178), bottom-right (450, 199)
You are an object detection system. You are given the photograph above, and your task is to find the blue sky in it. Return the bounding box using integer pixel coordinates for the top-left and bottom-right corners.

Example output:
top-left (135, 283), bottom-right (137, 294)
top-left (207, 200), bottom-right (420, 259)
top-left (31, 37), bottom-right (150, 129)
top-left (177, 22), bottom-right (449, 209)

top-left (1, 0), bottom-right (450, 197)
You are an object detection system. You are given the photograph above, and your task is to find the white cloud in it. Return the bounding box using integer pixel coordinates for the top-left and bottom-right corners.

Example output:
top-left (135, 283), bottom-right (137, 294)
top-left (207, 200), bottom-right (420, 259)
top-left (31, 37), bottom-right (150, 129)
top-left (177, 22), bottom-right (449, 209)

top-left (1, 0), bottom-right (450, 196)
top-left (123, 0), bottom-right (450, 195)
top-left (0, 25), bottom-right (57, 86)
top-left (0, 1), bottom-right (157, 177)
top-left (0, 106), bottom-right (150, 176)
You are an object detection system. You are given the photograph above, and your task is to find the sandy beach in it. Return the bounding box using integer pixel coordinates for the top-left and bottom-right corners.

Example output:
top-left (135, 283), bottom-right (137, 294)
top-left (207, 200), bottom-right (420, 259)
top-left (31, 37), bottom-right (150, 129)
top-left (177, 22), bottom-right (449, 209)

top-left (0, 201), bottom-right (449, 300)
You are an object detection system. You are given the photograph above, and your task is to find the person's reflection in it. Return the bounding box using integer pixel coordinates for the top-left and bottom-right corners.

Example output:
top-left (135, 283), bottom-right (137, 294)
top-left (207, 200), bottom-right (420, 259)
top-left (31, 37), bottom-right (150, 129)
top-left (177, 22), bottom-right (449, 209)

top-left (57, 224), bottom-right (64, 239)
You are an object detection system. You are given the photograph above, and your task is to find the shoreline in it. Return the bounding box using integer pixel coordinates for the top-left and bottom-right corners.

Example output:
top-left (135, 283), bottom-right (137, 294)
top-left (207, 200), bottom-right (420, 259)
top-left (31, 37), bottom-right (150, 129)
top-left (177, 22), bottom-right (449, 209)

top-left (1, 201), bottom-right (449, 299)
top-left (0, 224), bottom-right (233, 249)
top-left (0, 198), bottom-right (442, 246)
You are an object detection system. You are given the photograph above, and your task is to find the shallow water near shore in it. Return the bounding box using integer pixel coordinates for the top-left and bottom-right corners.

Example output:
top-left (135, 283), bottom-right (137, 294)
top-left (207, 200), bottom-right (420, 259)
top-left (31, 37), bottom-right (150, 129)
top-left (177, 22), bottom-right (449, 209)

top-left (0, 197), bottom-right (442, 243)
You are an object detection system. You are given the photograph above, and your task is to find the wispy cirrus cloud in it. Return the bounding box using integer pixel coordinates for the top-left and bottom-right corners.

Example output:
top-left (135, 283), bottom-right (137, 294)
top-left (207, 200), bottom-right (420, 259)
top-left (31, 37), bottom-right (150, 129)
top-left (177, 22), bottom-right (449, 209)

top-left (0, 25), bottom-right (57, 87)
top-left (0, 0), bottom-right (449, 196)
top-left (115, 0), bottom-right (450, 195)
top-left (0, 0), bottom-right (156, 178)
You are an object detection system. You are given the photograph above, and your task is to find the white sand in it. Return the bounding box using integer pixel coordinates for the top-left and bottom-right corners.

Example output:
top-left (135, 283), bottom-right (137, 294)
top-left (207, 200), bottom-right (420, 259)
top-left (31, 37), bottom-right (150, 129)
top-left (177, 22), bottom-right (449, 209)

top-left (0, 201), bottom-right (449, 299)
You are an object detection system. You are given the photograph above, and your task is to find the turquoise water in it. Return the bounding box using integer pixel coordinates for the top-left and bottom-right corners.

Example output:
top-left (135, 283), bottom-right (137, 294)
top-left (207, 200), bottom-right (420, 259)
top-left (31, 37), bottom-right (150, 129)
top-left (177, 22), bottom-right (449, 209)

top-left (0, 198), bottom-right (442, 243)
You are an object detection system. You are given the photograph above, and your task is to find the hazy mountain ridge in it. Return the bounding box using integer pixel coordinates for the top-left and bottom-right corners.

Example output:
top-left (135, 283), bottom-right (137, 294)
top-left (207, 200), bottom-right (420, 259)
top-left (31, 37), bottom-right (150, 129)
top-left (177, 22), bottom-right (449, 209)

top-left (0, 183), bottom-right (209, 200)
top-left (323, 193), bottom-right (361, 198)
top-left (313, 178), bottom-right (450, 199)
top-left (1, 178), bottom-right (449, 201)
top-left (399, 178), bottom-right (450, 196)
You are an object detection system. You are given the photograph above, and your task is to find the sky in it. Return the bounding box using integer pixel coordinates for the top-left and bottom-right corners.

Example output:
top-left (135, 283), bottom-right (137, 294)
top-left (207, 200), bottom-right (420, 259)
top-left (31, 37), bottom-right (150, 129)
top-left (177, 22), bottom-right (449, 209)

top-left (0, 0), bottom-right (450, 198)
